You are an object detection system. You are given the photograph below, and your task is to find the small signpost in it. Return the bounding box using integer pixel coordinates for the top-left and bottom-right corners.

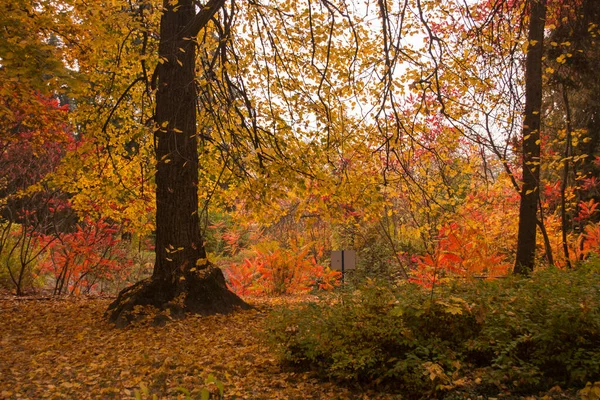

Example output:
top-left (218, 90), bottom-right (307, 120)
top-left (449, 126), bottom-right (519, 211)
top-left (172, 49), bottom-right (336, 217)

top-left (331, 250), bottom-right (356, 283)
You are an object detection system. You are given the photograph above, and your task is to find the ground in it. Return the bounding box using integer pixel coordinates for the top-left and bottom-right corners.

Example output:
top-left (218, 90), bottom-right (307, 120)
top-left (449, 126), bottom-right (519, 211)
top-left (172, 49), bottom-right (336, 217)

top-left (0, 296), bottom-right (582, 399)
top-left (0, 296), bottom-right (390, 400)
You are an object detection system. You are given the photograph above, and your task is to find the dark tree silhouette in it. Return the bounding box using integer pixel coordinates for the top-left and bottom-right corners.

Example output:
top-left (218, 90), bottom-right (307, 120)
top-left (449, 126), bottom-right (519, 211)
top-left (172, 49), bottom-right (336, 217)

top-left (514, 0), bottom-right (547, 274)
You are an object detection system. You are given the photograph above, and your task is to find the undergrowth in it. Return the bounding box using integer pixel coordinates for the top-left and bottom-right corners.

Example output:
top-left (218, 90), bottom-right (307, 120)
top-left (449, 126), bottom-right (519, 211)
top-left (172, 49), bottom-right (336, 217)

top-left (265, 262), bottom-right (600, 398)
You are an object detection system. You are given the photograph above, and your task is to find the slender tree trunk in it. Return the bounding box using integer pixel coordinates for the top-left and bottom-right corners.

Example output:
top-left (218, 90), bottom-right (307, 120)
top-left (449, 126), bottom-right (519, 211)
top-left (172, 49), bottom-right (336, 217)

top-left (514, 0), bottom-right (547, 275)
top-left (107, 0), bottom-right (249, 327)
top-left (560, 84), bottom-right (572, 268)
top-left (536, 217), bottom-right (554, 265)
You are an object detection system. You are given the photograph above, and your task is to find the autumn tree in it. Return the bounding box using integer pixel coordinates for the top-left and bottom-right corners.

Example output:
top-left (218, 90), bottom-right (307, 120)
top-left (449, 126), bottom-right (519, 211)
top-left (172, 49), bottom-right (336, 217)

top-left (13, 0), bottom-right (579, 304)
top-left (106, 0), bottom-right (249, 326)
top-left (541, 0), bottom-right (600, 264)
top-left (0, 92), bottom-right (74, 294)
top-left (0, 0), bottom-right (79, 294)
top-left (514, 0), bottom-right (548, 274)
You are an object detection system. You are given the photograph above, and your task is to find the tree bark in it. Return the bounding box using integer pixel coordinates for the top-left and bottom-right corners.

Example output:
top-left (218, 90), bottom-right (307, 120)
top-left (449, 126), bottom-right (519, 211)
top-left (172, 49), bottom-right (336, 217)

top-left (514, 0), bottom-right (547, 275)
top-left (107, 0), bottom-right (249, 327)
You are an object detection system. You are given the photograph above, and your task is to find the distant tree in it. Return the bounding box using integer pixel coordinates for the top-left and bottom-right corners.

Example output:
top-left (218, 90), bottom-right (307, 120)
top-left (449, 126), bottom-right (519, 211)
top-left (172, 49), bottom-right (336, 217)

top-left (543, 0), bottom-right (600, 263)
top-left (0, 91), bottom-right (74, 294)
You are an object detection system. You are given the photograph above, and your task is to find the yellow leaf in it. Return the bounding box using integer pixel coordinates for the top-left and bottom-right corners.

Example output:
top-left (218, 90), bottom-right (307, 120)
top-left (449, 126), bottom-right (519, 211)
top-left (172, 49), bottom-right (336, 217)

top-left (196, 258), bottom-right (208, 267)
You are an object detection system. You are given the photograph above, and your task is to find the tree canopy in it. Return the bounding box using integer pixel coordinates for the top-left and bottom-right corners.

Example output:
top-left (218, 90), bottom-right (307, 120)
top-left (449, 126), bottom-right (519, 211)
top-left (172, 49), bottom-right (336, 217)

top-left (1, 0), bottom-right (599, 316)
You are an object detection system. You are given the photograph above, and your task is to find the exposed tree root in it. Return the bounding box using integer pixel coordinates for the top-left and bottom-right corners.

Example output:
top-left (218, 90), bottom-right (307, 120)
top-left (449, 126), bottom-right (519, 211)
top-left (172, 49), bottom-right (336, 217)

top-left (106, 264), bottom-right (250, 328)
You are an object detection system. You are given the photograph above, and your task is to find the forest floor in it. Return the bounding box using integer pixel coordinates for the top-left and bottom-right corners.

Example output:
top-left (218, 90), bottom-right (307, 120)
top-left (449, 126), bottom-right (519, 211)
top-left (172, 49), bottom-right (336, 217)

top-left (0, 295), bottom-right (391, 400)
top-left (0, 295), bottom-right (579, 400)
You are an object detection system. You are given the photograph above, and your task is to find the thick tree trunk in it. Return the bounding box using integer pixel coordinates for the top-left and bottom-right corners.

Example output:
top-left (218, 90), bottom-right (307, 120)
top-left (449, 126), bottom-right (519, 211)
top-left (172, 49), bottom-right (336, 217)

top-left (107, 0), bottom-right (248, 327)
top-left (514, 0), bottom-right (547, 275)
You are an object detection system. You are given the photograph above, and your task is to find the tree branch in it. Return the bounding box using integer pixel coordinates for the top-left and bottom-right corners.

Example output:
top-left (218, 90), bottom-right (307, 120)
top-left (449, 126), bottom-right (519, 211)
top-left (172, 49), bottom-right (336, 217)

top-left (102, 76), bottom-right (145, 133)
top-left (186, 0), bottom-right (227, 38)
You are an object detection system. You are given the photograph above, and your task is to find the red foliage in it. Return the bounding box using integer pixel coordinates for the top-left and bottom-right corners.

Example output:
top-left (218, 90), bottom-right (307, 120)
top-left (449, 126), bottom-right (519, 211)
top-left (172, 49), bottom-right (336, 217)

top-left (39, 218), bottom-right (133, 295)
top-left (581, 223), bottom-right (600, 256)
top-left (1, 91), bottom-right (74, 196)
top-left (226, 258), bottom-right (259, 297)
top-left (543, 181), bottom-right (561, 209)
top-left (582, 176), bottom-right (599, 192)
top-left (575, 199), bottom-right (599, 223)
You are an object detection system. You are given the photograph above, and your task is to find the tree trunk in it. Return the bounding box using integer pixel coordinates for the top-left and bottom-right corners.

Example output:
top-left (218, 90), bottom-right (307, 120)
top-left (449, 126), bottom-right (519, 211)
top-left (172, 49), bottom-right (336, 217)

top-left (560, 84), bottom-right (572, 268)
top-left (107, 0), bottom-right (249, 327)
top-left (514, 0), bottom-right (547, 275)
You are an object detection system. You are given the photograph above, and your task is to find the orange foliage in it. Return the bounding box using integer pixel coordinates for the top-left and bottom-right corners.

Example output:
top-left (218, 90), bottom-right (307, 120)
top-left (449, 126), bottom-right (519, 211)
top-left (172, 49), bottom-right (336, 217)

top-left (226, 243), bottom-right (341, 296)
top-left (580, 222), bottom-right (600, 260)
top-left (410, 180), bottom-right (517, 287)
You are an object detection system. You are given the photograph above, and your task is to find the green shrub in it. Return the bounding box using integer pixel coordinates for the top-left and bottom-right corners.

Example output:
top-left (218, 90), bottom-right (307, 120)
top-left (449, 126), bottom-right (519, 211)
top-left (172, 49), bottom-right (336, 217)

top-left (266, 281), bottom-right (476, 395)
top-left (265, 264), bottom-right (600, 397)
top-left (470, 263), bottom-right (600, 392)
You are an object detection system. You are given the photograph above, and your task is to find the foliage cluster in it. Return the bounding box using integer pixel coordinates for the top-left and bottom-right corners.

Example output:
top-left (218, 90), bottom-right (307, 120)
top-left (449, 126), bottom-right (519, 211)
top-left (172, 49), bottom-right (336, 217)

top-left (38, 217), bottom-right (135, 295)
top-left (266, 263), bottom-right (600, 398)
top-left (225, 241), bottom-right (341, 296)
top-left (204, 216), bottom-right (341, 296)
top-left (410, 179), bottom-right (519, 287)
top-left (0, 216), bottom-right (152, 296)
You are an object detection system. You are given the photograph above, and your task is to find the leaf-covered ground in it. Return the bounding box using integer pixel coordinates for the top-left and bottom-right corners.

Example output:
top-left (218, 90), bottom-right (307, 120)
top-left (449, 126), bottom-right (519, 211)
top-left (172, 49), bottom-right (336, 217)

top-left (0, 296), bottom-right (393, 399)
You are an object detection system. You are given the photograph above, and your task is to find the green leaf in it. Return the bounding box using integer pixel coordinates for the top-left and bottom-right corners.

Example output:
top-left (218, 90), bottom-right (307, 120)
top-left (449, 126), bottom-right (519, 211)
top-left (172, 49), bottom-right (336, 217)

top-left (176, 387), bottom-right (190, 396)
top-left (201, 388), bottom-right (210, 400)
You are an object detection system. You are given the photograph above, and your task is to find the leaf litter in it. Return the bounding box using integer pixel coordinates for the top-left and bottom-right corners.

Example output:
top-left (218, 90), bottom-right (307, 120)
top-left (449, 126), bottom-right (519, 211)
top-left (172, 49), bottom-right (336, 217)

top-left (0, 296), bottom-right (393, 399)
